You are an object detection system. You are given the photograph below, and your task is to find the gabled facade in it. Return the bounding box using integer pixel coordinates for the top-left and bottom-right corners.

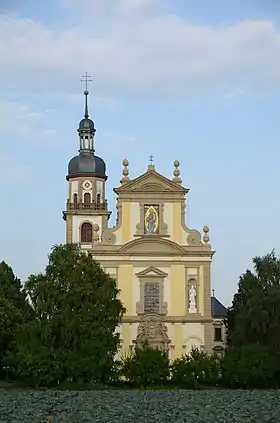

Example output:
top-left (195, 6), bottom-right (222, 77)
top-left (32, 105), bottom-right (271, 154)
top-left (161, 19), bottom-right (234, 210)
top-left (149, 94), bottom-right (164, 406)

top-left (63, 88), bottom-right (227, 358)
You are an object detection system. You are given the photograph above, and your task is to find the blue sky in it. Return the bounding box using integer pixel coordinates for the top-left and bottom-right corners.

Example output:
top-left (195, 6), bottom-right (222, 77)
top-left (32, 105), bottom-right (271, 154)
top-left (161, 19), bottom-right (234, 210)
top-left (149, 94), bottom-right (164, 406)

top-left (0, 0), bottom-right (280, 306)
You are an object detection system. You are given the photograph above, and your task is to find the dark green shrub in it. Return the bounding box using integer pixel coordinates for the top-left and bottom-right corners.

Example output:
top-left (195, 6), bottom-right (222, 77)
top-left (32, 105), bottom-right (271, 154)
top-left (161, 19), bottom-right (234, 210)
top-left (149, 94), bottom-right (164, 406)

top-left (171, 347), bottom-right (221, 389)
top-left (120, 343), bottom-right (170, 388)
top-left (220, 344), bottom-right (278, 389)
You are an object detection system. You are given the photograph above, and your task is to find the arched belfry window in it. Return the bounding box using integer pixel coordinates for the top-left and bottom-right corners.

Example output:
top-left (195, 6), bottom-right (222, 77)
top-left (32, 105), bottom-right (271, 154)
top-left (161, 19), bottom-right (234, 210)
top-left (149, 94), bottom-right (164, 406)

top-left (81, 222), bottom-right (92, 243)
top-left (84, 192), bottom-right (91, 206)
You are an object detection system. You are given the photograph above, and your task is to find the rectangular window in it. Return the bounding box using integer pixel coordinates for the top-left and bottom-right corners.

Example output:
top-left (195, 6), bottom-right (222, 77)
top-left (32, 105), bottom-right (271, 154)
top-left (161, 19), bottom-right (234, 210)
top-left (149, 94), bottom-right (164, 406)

top-left (214, 327), bottom-right (222, 342)
top-left (144, 282), bottom-right (160, 313)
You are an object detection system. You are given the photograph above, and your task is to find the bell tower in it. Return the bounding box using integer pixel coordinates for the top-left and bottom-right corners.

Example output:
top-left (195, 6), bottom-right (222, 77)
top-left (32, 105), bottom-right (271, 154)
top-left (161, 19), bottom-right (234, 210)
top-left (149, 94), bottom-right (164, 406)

top-left (63, 74), bottom-right (111, 248)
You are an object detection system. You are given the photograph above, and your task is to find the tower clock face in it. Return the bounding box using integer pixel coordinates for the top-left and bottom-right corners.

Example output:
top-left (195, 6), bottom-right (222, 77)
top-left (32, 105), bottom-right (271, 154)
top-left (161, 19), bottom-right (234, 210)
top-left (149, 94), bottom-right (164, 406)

top-left (83, 180), bottom-right (92, 190)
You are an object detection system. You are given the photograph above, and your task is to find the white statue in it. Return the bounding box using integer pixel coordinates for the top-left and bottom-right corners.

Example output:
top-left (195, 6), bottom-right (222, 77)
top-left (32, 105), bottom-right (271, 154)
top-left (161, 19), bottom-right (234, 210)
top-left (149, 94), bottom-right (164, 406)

top-left (188, 284), bottom-right (197, 313)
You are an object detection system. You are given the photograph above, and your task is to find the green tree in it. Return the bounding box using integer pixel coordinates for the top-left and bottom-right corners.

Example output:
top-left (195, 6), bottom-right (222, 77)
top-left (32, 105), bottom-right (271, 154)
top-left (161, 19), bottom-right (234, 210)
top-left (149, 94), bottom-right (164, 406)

top-left (9, 243), bottom-right (125, 386)
top-left (0, 261), bottom-right (32, 315)
top-left (220, 344), bottom-right (277, 389)
top-left (226, 250), bottom-right (280, 351)
top-left (0, 298), bottom-right (22, 373)
top-left (0, 261), bottom-right (33, 375)
top-left (121, 343), bottom-right (170, 387)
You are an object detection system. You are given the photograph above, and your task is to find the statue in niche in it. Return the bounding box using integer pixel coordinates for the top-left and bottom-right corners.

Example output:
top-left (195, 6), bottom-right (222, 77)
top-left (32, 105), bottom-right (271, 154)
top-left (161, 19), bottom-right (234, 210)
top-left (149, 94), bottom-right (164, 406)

top-left (188, 284), bottom-right (197, 313)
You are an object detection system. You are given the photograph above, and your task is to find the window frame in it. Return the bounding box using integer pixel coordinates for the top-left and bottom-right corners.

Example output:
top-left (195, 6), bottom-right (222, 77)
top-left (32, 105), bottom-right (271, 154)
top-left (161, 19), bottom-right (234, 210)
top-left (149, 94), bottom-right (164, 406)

top-left (80, 222), bottom-right (93, 243)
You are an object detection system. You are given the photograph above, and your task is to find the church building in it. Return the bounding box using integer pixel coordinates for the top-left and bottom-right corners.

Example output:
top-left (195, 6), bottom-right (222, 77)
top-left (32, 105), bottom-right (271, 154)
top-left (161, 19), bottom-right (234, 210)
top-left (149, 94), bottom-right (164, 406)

top-left (63, 87), bottom-right (227, 359)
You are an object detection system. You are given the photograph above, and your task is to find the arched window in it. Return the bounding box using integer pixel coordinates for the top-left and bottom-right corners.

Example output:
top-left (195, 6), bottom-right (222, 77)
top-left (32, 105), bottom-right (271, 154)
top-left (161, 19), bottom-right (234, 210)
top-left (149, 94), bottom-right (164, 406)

top-left (84, 192), bottom-right (91, 207)
top-left (73, 193), bottom-right (78, 209)
top-left (81, 222), bottom-right (92, 243)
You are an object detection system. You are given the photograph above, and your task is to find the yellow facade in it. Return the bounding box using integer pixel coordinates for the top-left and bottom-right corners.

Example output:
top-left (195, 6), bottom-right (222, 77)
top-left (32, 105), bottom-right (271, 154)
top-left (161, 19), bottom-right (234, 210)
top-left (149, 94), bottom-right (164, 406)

top-left (63, 90), bottom-right (227, 358)
top-left (118, 265), bottom-right (134, 315)
top-left (65, 159), bottom-right (227, 359)
top-left (121, 202), bottom-right (131, 244)
top-left (172, 202), bottom-right (182, 243)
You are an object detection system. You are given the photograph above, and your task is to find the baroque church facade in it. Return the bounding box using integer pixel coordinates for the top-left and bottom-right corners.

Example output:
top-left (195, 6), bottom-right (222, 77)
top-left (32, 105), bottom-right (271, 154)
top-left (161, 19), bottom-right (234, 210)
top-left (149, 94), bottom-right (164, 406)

top-left (63, 88), bottom-right (227, 359)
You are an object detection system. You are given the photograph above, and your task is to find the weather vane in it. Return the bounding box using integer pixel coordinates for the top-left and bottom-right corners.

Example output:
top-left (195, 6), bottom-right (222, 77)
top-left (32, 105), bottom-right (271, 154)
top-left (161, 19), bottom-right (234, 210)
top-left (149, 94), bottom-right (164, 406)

top-left (81, 72), bottom-right (92, 91)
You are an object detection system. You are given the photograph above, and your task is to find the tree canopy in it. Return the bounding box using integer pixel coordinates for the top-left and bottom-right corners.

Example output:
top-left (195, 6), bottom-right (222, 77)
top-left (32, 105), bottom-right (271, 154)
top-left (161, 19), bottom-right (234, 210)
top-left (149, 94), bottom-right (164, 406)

top-left (8, 243), bottom-right (125, 386)
top-left (0, 261), bottom-right (30, 315)
top-left (226, 250), bottom-right (280, 352)
top-left (0, 261), bottom-right (32, 372)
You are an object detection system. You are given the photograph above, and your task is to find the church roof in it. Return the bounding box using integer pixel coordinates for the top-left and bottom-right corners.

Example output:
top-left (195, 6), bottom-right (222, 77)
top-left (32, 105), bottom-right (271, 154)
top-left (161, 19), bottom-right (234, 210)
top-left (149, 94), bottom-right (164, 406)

top-left (211, 296), bottom-right (228, 318)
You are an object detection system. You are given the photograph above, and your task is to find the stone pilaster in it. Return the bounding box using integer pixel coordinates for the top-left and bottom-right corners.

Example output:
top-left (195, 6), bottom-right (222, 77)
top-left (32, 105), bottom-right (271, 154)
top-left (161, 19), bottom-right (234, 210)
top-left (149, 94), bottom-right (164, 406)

top-left (203, 262), bottom-right (213, 353)
top-left (66, 215), bottom-right (73, 243)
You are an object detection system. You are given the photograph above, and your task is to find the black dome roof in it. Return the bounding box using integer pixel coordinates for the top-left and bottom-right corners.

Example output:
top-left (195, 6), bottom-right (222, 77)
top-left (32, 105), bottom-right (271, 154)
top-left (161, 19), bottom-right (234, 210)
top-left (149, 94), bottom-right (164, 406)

top-left (67, 154), bottom-right (107, 180)
top-left (79, 117), bottom-right (95, 132)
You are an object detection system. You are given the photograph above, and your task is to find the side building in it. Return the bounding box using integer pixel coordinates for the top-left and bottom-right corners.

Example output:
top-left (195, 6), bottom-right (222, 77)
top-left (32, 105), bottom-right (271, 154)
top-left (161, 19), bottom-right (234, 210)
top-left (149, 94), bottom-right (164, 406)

top-left (63, 89), bottom-right (227, 358)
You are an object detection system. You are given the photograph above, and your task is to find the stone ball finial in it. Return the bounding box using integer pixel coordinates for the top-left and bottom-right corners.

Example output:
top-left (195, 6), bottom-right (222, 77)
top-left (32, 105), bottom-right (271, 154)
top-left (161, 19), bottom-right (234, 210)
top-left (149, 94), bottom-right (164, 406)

top-left (121, 158), bottom-right (130, 183)
top-left (203, 225), bottom-right (210, 244)
top-left (172, 159), bottom-right (182, 184)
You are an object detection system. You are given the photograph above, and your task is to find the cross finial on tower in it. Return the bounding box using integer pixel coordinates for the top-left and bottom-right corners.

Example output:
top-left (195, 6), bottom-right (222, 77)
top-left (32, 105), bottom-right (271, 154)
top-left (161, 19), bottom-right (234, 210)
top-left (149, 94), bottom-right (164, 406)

top-left (81, 72), bottom-right (92, 92)
top-left (81, 72), bottom-right (92, 118)
top-left (149, 154), bottom-right (154, 165)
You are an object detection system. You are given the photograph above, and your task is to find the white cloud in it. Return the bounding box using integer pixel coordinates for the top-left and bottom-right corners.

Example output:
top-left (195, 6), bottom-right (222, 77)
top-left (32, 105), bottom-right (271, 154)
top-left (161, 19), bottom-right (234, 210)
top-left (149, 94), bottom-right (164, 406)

top-left (0, 154), bottom-right (30, 185)
top-left (0, 101), bottom-right (57, 142)
top-left (0, 2), bottom-right (280, 99)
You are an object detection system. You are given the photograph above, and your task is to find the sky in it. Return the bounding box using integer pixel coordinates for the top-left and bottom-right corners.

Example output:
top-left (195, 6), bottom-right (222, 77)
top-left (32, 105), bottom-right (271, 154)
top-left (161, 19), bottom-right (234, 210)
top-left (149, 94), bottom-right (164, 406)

top-left (0, 0), bottom-right (279, 306)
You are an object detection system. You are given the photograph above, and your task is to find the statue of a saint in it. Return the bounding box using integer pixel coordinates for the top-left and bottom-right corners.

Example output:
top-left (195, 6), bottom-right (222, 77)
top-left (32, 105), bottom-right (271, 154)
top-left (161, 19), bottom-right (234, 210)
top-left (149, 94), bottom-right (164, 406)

top-left (188, 284), bottom-right (197, 313)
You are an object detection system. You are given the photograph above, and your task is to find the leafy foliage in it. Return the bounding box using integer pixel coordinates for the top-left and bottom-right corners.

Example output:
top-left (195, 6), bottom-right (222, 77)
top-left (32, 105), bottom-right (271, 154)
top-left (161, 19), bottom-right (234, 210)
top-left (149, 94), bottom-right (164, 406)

top-left (0, 261), bottom-right (29, 313)
top-left (7, 244), bottom-right (125, 386)
top-left (226, 250), bottom-right (280, 351)
top-left (0, 298), bottom-right (22, 370)
top-left (0, 261), bottom-right (33, 375)
top-left (171, 347), bottom-right (221, 389)
top-left (121, 343), bottom-right (170, 387)
top-left (220, 344), bottom-right (278, 389)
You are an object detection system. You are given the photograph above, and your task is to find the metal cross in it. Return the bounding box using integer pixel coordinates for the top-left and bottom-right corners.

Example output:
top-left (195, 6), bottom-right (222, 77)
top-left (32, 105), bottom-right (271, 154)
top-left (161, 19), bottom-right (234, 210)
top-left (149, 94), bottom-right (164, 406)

top-left (81, 72), bottom-right (92, 91)
top-left (149, 154), bottom-right (154, 165)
